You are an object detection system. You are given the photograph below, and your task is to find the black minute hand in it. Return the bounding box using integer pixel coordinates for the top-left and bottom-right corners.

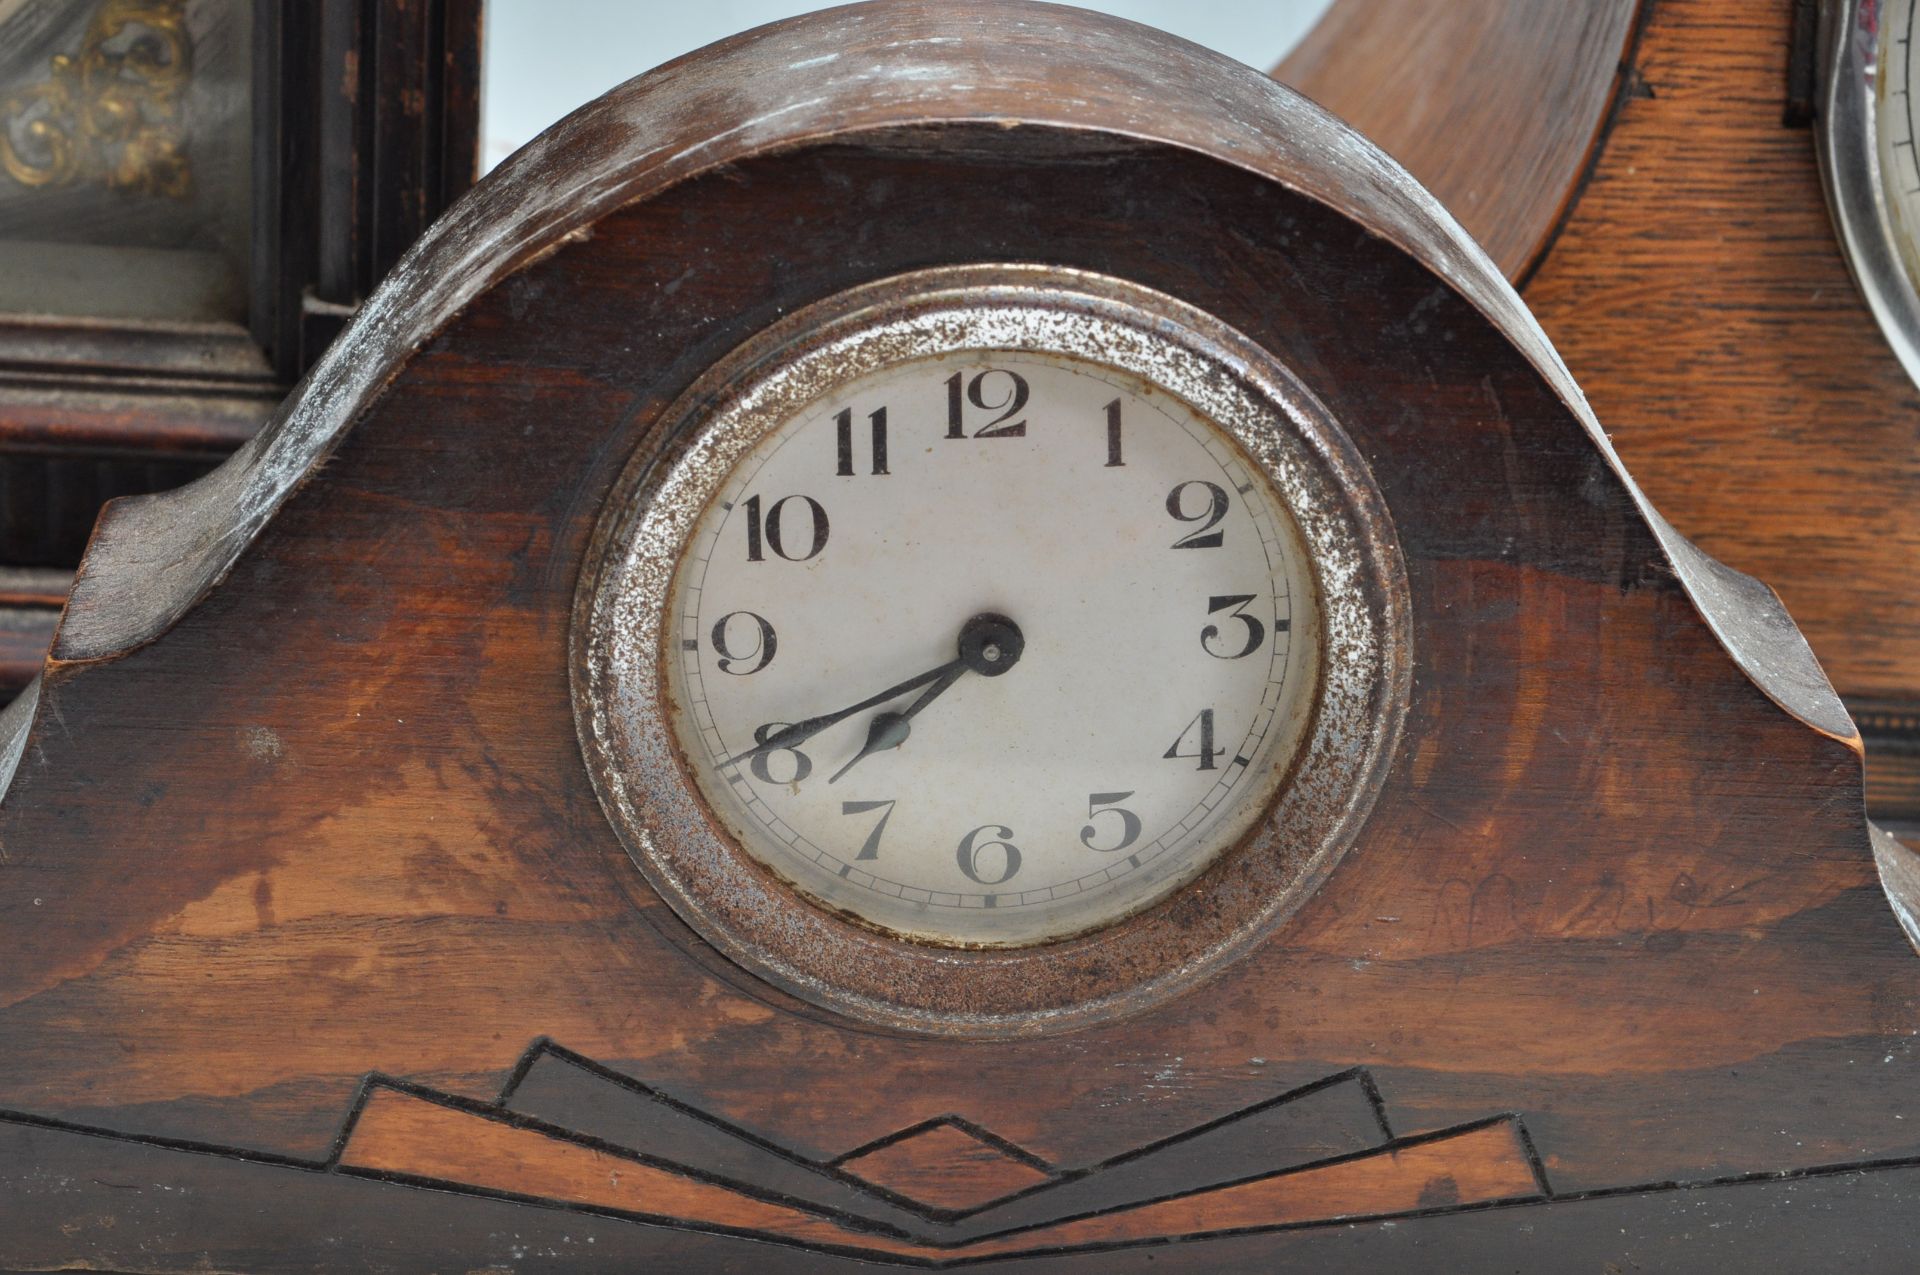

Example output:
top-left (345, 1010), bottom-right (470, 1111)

top-left (728, 612), bottom-right (1024, 769)
top-left (726, 658), bottom-right (963, 764)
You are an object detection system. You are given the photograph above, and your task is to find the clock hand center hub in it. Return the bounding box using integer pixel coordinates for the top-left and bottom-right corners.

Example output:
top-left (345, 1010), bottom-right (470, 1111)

top-left (957, 612), bottom-right (1023, 678)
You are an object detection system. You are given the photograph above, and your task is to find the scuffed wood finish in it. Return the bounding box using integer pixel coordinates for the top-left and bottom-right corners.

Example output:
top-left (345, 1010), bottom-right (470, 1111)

top-left (1277, 0), bottom-right (1641, 278)
top-left (10, 1107), bottom-right (1920, 1272)
top-left (835, 1122), bottom-right (1054, 1213)
top-left (0, 0), bottom-right (486, 685)
top-left (0, 1), bottom-right (1898, 1267)
top-left (1291, 0), bottom-right (1920, 817)
top-left (1522, 0), bottom-right (1920, 711)
top-left (1282, 1), bottom-right (1920, 813)
top-left (338, 1086), bottom-right (931, 1258)
top-left (995, 1120), bottom-right (1540, 1252)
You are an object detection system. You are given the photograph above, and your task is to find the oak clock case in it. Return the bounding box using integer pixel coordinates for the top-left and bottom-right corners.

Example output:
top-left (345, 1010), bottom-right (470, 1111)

top-left (578, 266), bottom-right (1403, 1030)
top-left (0, 3), bottom-right (1901, 1269)
top-left (1282, 0), bottom-right (1920, 831)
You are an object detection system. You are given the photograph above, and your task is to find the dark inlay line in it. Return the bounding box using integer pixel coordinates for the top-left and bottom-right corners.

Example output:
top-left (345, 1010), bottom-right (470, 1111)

top-left (508, 1040), bottom-right (952, 1215)
top-left (344, 1072), bottom-right (926, 1241)
top-left (13, 1101), bottom-right (1920, 1267)
top-left (834, 1113), bottom-right (1056, 1176)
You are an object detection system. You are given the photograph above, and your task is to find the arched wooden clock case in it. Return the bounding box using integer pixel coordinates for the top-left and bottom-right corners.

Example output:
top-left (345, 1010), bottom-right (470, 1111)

top-left (0, 3), bottom-right (1908, 1269)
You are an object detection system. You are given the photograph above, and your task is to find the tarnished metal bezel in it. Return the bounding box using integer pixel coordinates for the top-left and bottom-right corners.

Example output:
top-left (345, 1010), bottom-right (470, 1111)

top-left (573, 264), bottom-right (1409, 1037)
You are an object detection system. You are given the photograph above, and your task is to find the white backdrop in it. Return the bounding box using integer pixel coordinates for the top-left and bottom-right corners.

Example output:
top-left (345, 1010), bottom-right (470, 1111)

top-left (480, 1), bottom-right (1334, 171)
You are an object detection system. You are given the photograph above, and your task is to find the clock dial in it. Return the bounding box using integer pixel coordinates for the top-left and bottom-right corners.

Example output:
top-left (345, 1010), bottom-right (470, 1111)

top-left (664, 351), bottom-right (1318, 946)
top-left (1876, 0), bottom-right (1920, 288)
top-left (579, 265), bottom-right (1404, 1028)
top-left (1820, 0), bottom-right (1920, 387)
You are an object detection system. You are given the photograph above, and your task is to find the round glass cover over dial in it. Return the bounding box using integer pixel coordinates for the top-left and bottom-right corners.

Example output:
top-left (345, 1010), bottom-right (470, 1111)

top-left (664, 350), bottom-right (1319, 947)
top-left (1876, 0), bottom-right (1920, 286)
top-left (1820, 0), bottom-right (1920, 385)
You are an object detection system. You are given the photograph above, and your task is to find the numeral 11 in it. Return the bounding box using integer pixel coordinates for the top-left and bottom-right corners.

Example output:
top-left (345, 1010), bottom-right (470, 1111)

top-left (835, 406), bottom-right (889, 476)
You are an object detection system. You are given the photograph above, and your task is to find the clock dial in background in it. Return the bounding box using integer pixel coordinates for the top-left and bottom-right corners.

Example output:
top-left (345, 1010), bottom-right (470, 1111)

top-left (1822, 0), bottom-right (1920, 389)
top-left (667, 352), bottom-right (1319, 946)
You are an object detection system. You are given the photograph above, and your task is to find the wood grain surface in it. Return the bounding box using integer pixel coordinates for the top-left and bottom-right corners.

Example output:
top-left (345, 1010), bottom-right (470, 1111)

top-left (9, 1105), bottom-right (1920, 1270)
top-left (0, 3), bottom-right (1900, 1268)
top-left (1278, 0), bottom-right (1641, 279)
top-left (1524, 0), bottom-right (1920, 709)
top-left (1282, 0), bottom-right (1920, 824)
top-left (835, 1122), bottom-right (1055, 1214)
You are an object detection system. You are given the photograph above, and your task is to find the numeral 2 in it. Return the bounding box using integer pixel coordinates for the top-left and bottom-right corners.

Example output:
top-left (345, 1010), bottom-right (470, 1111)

top-left (1166, 481), bottom-right (1229, 548)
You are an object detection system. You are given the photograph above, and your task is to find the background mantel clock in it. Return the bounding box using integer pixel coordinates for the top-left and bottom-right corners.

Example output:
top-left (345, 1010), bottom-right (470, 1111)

top-left (0, 0), bottom-right (480, 698)
top-left (3, 0), bottom-right (1920, 1270)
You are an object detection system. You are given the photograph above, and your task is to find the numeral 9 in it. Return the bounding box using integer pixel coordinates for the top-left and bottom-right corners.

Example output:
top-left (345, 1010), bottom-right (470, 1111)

top-left (709, 610), bottom-right (777, 676)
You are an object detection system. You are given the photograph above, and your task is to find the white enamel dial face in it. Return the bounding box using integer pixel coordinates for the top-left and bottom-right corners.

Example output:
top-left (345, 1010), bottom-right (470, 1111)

top-left (1826, 0), bottom-right (1920, 385)
top-left (1879, 0), bottom-right (1920, 285)
top-left (664, 349), bottom-right (1320, 947)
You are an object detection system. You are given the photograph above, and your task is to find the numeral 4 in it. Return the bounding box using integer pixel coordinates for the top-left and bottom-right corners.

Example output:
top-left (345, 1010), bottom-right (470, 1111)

top-left (1164, 709), bottom-right (1221, 771)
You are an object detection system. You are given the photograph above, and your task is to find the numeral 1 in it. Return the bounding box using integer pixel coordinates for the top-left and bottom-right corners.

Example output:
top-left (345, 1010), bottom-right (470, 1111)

top-left (835, 406), bottom-right (889, 476)
top-left (1104, 398), bottom-right (1124, 467)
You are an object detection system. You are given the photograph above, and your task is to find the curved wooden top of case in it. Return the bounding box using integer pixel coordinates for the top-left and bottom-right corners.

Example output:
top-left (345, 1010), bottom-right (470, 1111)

top-left (26, 0), bottom-right (1848, 747)
top-left (1278, 0), bottom-right (1640, 280)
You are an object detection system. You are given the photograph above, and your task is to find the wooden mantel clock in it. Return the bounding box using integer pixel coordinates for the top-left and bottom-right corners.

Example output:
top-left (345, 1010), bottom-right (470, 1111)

top-left (0, 3), bottom-right (1913, 1268)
